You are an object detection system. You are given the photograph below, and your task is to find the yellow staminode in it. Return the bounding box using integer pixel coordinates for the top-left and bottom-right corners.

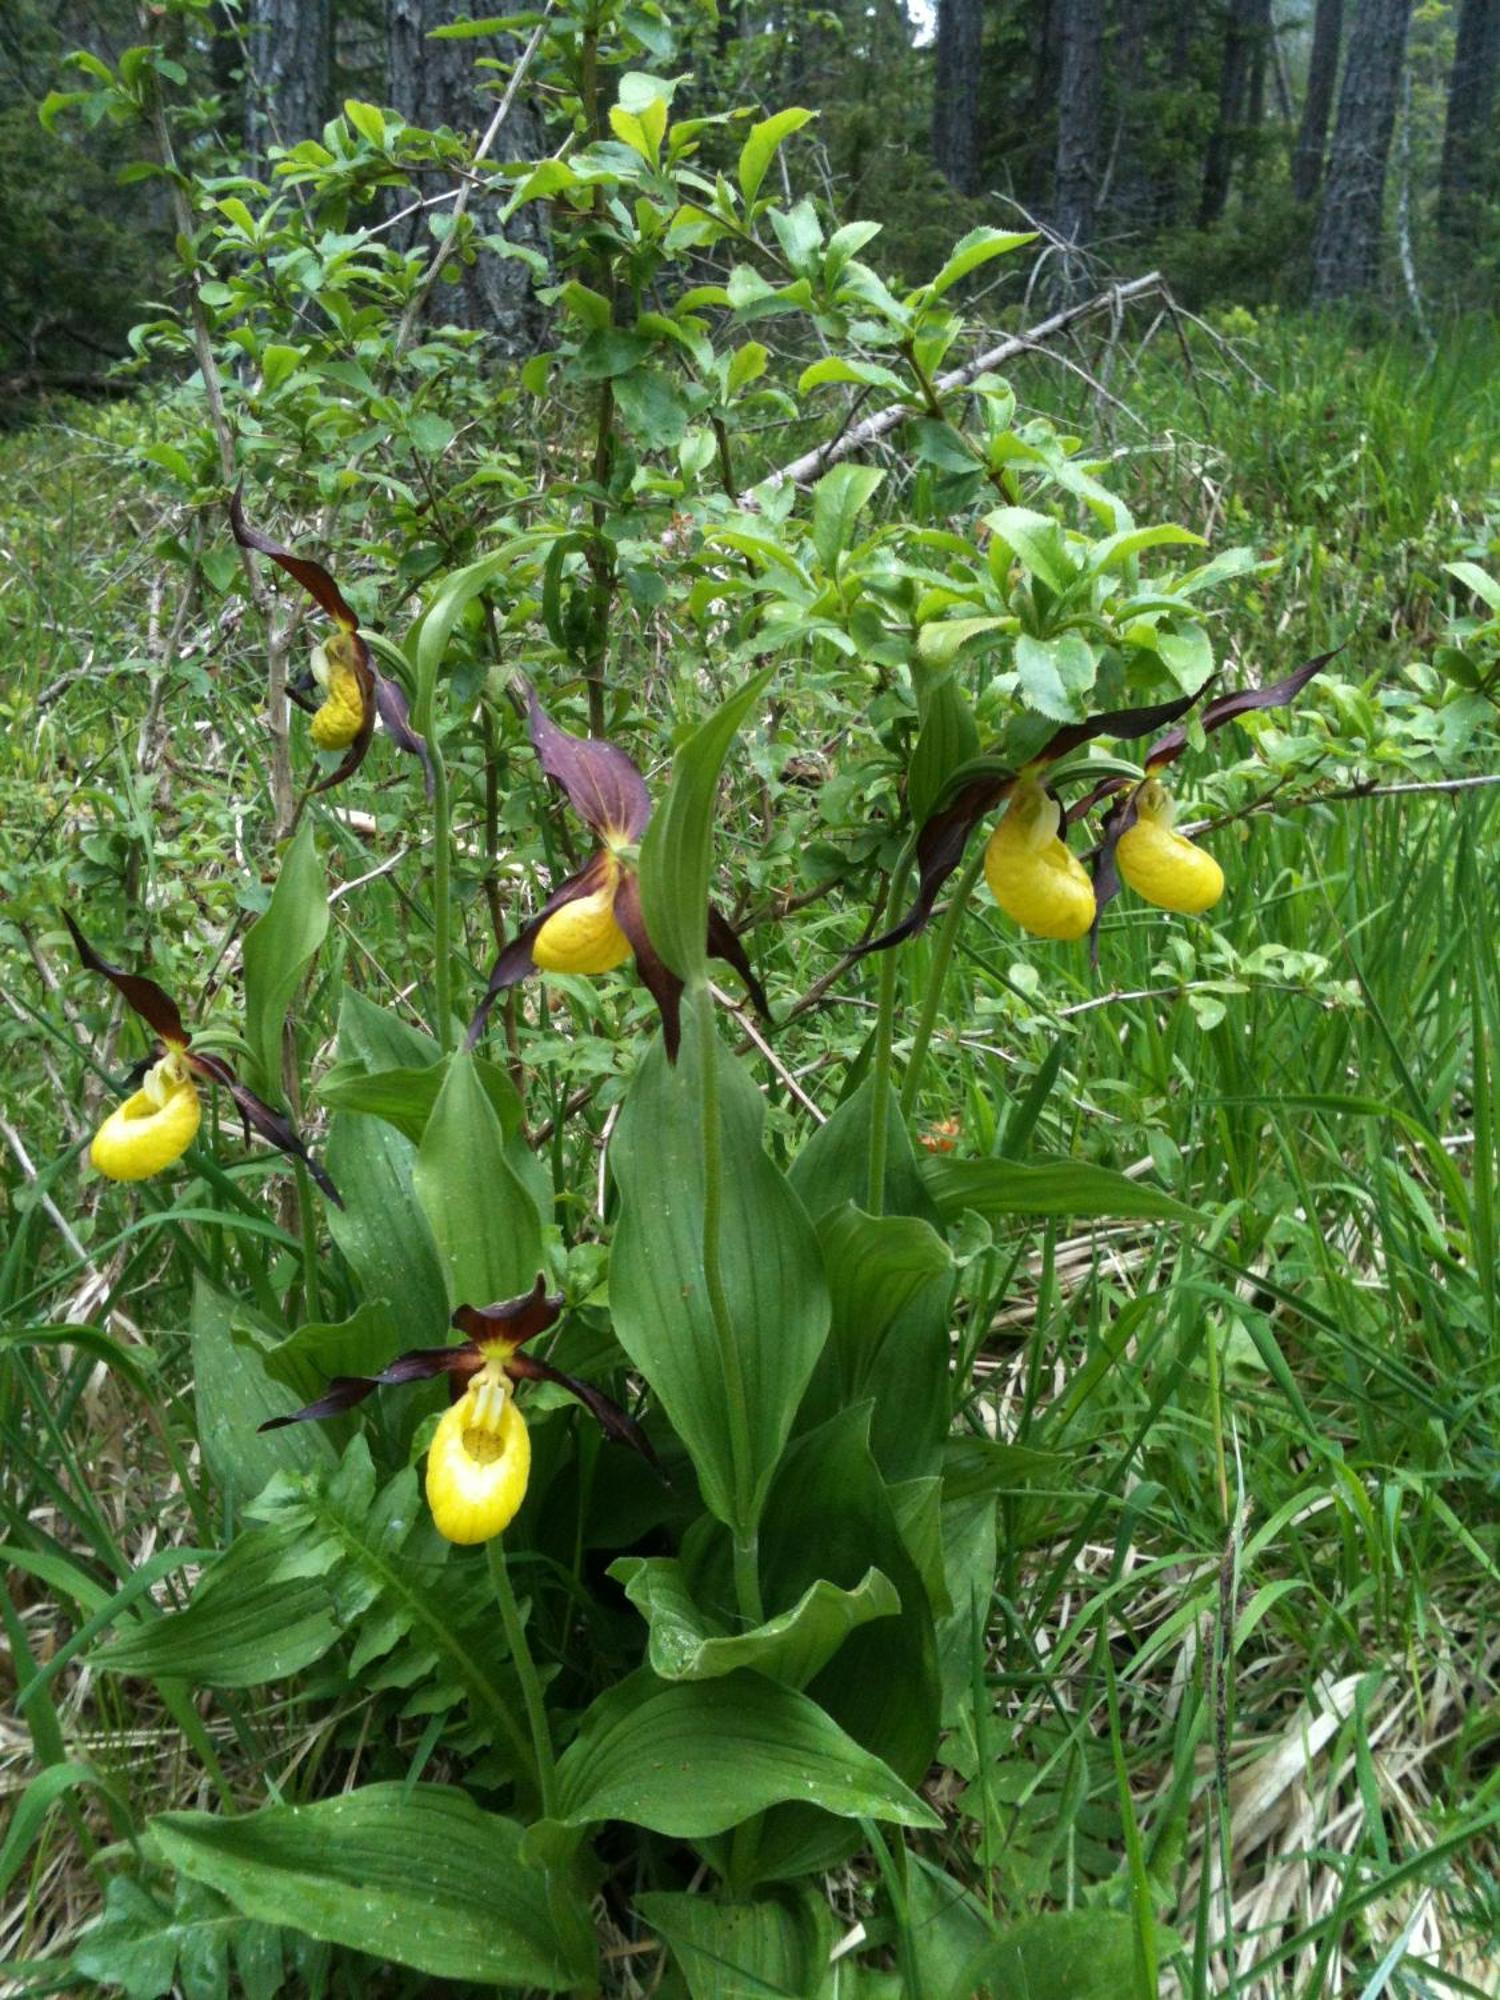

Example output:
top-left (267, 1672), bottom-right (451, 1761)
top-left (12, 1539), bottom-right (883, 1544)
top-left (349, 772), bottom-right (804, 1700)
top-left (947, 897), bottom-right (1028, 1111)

top-left (425, 1370), bottom-right (531, 1545)
top-left (1117, 780), bottom-right (1225, 914)
top-left (308, 636), bottom-right (365, 751)
top-left (984, 781), bottom-right (1096, 941)
top-left (90, 1051), bottom-right (201, 1182)
top-left (533, 863), bottom-right (632, 975)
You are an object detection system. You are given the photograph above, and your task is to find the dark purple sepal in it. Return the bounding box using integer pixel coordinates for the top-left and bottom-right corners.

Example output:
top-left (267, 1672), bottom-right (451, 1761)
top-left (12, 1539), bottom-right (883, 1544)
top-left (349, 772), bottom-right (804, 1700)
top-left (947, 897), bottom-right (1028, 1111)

top-left (372, 672), bottom-right (435, 798)
top-left (63, 912), bottom-right (191, 1049)
top-left (707, 904), bottom-right (771, 1019)
top-left (855, 772), bottom-right (1013, 957)
top-left (1085, 784), bottom-right (1144, 968)
top-left (613, 870), bottom-right (684, 1061)
top-left (1037, 681), bottom-right (1210, 766)
top-left (258, 1345), bottom-right (476, 1431)
top-left (451, 1273), bottom-right (562, 1352)
top-left (1146, 650), bottom-right (1338, 771)
top-left (505, 1348), bottom-right (660, 1468)
top-left (186, 1050), bottom-right (342, 1207)
top-left (229, 488), bottom-right (360, 632)
top-left (526, 684), bottom-right (652, 842)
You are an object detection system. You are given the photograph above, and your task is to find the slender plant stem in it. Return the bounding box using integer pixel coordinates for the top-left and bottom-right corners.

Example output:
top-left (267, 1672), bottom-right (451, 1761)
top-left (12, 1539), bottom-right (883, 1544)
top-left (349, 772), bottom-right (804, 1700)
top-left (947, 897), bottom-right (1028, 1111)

top-left (867, 846), bottom-right (915, 1218)
top-left (694, 980), bottom-right (764, 1625)
top-left (294, 1160), bottom-right (321, 1321)
top-left (488, 1539), bottom-right (557, 1817)
top-left (898, 843), bottom-right (987, 1120)
top-left (430, 736), bottom-right (454, 1053)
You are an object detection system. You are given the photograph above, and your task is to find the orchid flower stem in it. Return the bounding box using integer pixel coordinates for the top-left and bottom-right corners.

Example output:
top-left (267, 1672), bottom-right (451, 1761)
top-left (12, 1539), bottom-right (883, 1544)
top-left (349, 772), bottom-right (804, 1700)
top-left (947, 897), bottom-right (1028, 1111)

top-left (294, 1161), bottom-right (321, 1321)
top-left (867, 846), bottom-right (916, 1220)
top-left (694, 979), bottom-right (765, 1627)
top-left (899, 843), bottom-right (988, 1121)
top-left (430, 734), bottom-right (454, 1055)
top-left (488, 1539), bottom-right (557, 1819)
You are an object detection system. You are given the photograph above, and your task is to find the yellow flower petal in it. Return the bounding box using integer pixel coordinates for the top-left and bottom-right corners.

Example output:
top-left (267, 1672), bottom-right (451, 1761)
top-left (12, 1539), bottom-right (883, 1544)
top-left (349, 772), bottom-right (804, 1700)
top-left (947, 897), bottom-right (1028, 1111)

top-left (308, 642), bottom-right (366, 751)
top-left (1117, 786), bottom-right (1224, 914)
top-left (532, 870), bottom-right (632, 975)
top-left (425, 1376), bottom-right (531, 1545)
top-left (983, 783), bottom-right (1096, 941)
top-left (90, 1058), bottom-right (201, 1181)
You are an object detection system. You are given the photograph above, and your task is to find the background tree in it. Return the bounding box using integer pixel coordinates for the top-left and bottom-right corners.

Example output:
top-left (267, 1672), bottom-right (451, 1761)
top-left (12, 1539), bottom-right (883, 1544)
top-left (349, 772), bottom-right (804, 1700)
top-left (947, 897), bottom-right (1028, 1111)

top-left (1051, 0), bottom-right (1105, 285)
top-left (243, 0), bottom-right (333, 172)
top-left (1437, 0), bottom-right (1500, 242)
top-left (1291, 0), bottom-right (1345, 203)
top-left (1310, 0), bottom-right (1414, 300)
top-left (931, 0), bottom-right (984, 196)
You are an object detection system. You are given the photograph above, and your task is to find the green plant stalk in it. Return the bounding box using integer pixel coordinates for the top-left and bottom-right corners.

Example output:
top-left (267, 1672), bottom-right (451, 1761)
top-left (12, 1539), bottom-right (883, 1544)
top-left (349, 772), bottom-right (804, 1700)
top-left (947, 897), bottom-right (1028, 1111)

top-left (430, 732), bottom-right (454, 1054)
top-left (488, 1539), bottom-right (557, 1818)
top-left (694, 979), bottom-right (765, 1625)
top-left (867, 844), bottom-right (916, 1217)
top-left (899, 841), bottom-right (988, 1119)
top-left (294, 1160), bottom-right (320, 1322)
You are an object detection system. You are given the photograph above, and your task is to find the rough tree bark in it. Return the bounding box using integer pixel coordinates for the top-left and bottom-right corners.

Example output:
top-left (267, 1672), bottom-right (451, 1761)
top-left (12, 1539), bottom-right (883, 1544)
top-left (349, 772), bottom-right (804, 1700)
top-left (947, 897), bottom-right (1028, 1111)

top-left (1310, 0), bottom-right (1412, 300)
top-left (1199, 0), bottom-right (1262, 226)
top-left (931, 0), bottom-right (985, 196)
top-left (1437, 0), bottom-right (1500, 240)
top-left (1051, 0), bottom-right (1105, 284)
top-left (244, 0), bottom-right (333, 171)
top-left (1291, 0), bottom-right (1344, 202)
top-left (387, 0), bottom-right (548, 356)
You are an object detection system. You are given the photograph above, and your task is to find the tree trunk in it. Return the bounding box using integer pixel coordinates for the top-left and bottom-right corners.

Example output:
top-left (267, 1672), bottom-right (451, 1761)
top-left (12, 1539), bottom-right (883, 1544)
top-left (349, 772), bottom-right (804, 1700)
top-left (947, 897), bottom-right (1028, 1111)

top-left (1310, 0), bottom-right (1412, 301)
top-left (1107, 0), bottom-right (1155, 233)
top-left (1199, 0), bottom-right (1259, 226)
top-left (244, 0), bottom-right (332, 171)
top-left (1437, 0), bottom-right (1500, 239)
top-left (386, 0), bottom-right (548, 357)
top-left (1052, 0), bottom-right (1104, 282)
top-left (931, 0), bottom-right (985, 196)
top-left (1291, 0), bottom-right (1344, 202)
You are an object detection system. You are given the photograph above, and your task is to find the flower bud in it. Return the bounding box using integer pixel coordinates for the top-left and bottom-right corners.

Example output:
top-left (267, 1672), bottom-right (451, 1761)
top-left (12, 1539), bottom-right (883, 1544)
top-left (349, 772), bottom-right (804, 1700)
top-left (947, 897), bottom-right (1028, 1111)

top-left (983, 781), bottom-right (1096, 941)
top-left (1116, 781), bottom-right (1224, 914)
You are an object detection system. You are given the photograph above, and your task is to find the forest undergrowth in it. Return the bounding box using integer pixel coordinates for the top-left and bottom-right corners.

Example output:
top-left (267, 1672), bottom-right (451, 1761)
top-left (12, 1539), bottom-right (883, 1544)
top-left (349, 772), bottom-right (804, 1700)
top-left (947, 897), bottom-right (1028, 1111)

top-left (3, 304), bottom-right (1500, 1999)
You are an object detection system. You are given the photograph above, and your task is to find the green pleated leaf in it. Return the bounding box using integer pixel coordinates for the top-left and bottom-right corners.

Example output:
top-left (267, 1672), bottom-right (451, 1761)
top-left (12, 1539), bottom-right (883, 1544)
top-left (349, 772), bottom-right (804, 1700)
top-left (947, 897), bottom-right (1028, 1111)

top-left (151, 1785), bottom-right (591, 1989)
top-left (799, 1204), bottom-right (953, 1482)
top-left (190, 1280), bottom-right (334, 1509)
top-left (963, 1910), bottom-right (1153, 1999)
top-left (261, 1298), bottom-right (400, 1405)
top-left (608, 1555), bottom-right (899, 1689)
top-left (241, 819), bottom-right (328, 1100)
top-left (920, 1154), bottom-right (1199, 1225)
top-left (788, 1075), bottom-right (941, 1228)
top-left (92, 1525), bottom-right (337, 1687)
top-left (637, 667), bottom-right (773, 985)
top-left (636, 1887), bottom-right (835, 2000)
top-left (908, 675), bottom-right (981, 827)
top-left (323, 1113), bottom-right (448, 1340)
top-left (609, 1032), bottom-right (829, 1533)
top-left (554, 1671), bottom-right (939, 1837)
top-left (413, 1050), bottom-right (544, 1309)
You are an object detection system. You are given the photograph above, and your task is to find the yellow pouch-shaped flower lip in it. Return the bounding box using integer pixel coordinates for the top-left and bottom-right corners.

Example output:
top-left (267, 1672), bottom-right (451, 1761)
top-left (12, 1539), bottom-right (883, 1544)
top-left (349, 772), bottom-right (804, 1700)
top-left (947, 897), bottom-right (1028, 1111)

top-left (983, 783), bottom-right (1096, 941)
top-left (1116, 784), bottom-right (1224, 914)
top-left (308, 641), bottom-right (367, 751)
top-left (425, 1376), bottom-right (531, 1545)
top-left (90, 1055), bottom-right (201, 1182)
top-left (532, 862), bottom-right (633, 975)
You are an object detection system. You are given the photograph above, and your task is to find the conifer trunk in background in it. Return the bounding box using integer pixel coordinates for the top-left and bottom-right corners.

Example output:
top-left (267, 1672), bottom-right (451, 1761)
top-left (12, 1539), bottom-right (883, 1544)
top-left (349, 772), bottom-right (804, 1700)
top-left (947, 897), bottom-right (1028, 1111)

top-left (1437, 0), bottom-right (1500, 241)
top-left (386, 0), bottom-right (548, 355)
top-left (1199, 0), bottom-right (1259, 226)
top-left (1310, 0), bottom-right (1412, 300)
top-left (1291, 0), bottom-right (1344, 202)
top-left (931, 0), bottom-right (985, 195)
top-left (244, 0), bottom-right (332, 172)
top-left (1051, 0), bottom-right (1104, 285)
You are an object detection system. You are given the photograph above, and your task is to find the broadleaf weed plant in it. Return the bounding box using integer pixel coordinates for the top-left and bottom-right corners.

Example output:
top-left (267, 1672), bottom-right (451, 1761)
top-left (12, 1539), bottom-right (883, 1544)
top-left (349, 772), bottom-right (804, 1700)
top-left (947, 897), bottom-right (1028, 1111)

top-left (10, 4), bottom-right (1500, 1994)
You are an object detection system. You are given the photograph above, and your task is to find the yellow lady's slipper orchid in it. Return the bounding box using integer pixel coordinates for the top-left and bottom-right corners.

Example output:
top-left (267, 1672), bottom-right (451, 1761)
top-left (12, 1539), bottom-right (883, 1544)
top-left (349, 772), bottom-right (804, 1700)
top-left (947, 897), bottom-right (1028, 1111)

top-left (425, 1367), bottom-right (532, 1544)
top-left (261, 1276), bottom-right (656, 1548)
top-left (1116, 779), bottom-right (1224, 914)
top-left (983, 780), bottom-right (1096, 940)
top-left (532, 856), bottom-right (633, 974)
top-left (89, 1050), bottom-right (202, 1182)
top-left (308, 636), bottom-right (368, 751)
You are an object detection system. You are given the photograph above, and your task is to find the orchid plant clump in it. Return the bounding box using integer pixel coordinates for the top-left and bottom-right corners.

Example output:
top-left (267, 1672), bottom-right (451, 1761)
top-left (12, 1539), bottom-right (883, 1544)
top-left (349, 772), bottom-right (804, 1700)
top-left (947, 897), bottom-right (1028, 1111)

top-left (30, 24), bottom-right (1365, 1998)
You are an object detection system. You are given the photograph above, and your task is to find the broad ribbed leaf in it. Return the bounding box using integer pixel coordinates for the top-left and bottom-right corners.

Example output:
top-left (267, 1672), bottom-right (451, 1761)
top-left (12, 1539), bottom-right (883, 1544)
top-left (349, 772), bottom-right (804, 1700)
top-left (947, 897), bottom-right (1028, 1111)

top-left (323, 1114), bottom-right (447, 1341)
top-left (152, 1786), bottom-right (590, 1989)
top-left (637, 668), bottom-right (773, 985)
top-left (608, 1556), bottom-right (898, 1688)
top-left (92, 1525), bottom-right (337, 1687)
top-left (241, 820), bottom-right (328, 1100)
top-left (609, 1033), bottom-right (829, 1532)
top-left (964, 1910), bottom-right (1147, 1998)
top-left (920, 1154), bottom-right (1198, 1224)
top-left (554, 1672), bottom-right (939, 1837)
top-left (190, 1280), bottom-right (334, 1508)
top-left (637, 1888), bottom-right (834, 2000)
top-left (788, 1076), bottom-right (941, 1227)
top-left (414, 1050), bottom-right (543, 1310)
